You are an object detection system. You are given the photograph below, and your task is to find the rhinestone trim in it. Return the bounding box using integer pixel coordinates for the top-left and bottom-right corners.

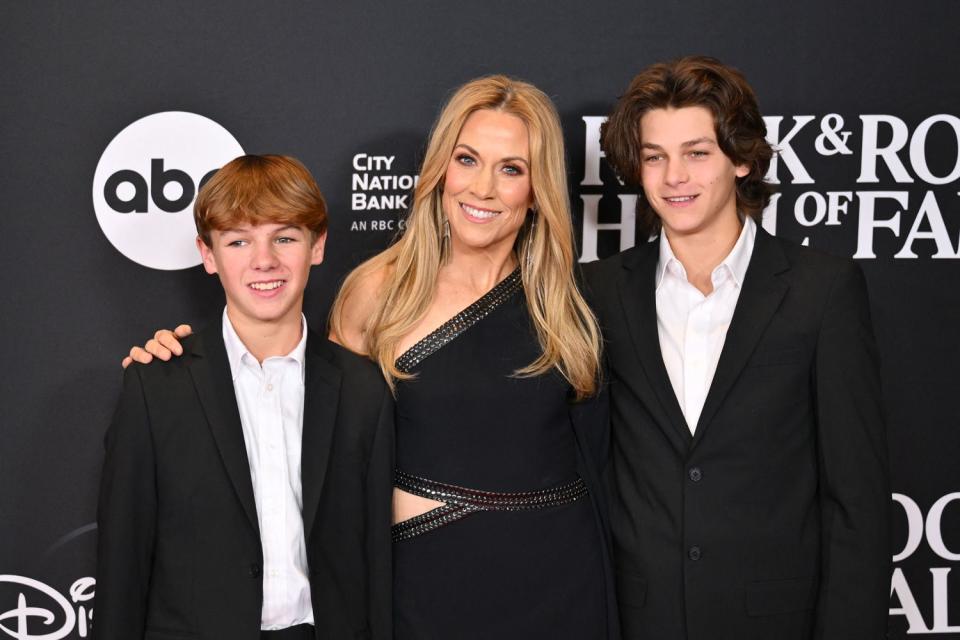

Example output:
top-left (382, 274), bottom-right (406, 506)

top-left (395, 267), bottom-right (523, 374)
top-left (391, 470), bottom-right (588, 542)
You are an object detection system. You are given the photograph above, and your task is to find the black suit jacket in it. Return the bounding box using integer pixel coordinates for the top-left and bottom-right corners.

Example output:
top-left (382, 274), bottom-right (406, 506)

top-left (584, 229), bottom-right (891, 640)
top-left (94, 324), bottom-right (394, 640)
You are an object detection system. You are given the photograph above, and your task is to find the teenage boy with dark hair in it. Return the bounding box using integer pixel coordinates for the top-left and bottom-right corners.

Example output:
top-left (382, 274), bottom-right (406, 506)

top-left (585, 57), bottom-right (891, 639)
top-left (94, 155), bottom-right (393, 640)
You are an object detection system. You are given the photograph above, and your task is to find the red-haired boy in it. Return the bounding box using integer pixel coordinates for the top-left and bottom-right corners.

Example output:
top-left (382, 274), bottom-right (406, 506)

top-left (95, 155), bottom-right (392, 640)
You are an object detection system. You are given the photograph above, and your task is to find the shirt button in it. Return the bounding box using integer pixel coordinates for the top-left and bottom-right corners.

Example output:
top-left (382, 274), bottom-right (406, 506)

top-left (688, 546), bottom-right (702, 561)
top-left (688, 467), bottom-right (703, 482)
top-left (269, 569), bottom-right (279, 578)
top-left (266, 383), bottom-right (274, 392)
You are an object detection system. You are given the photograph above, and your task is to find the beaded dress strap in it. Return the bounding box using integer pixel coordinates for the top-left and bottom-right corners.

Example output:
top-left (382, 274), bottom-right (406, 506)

top-left (394, 267), bottom-right (523, 373)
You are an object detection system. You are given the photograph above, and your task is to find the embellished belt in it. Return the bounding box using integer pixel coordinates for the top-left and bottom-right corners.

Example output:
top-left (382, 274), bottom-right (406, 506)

top-left (391, 470), bottom-right (588, 542)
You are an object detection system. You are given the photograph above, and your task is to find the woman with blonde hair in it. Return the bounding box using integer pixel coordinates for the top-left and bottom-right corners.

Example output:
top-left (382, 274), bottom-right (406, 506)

top-left (331, 75), bottom-right (613, 638)
top-left (124, 76), bottom-right (616, 638)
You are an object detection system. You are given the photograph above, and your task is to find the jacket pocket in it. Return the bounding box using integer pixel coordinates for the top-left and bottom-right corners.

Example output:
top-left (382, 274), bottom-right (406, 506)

top-left (615, 571), bottom-right (647, 609)
top-left (745, 576), bottom-right (817, 616)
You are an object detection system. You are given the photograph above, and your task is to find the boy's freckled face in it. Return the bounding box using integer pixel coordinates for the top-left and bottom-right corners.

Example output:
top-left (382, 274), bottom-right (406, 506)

top-left (197, 223), bottom-right (325, 327)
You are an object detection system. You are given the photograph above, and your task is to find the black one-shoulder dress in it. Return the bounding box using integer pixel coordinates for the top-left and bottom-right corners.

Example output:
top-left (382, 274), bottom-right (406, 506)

top-left (391, 269), bottom-right (609, 640)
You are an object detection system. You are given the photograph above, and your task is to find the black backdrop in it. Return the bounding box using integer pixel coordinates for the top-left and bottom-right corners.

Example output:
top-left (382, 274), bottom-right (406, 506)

top-left (2, 2), bottom-right (959, 637)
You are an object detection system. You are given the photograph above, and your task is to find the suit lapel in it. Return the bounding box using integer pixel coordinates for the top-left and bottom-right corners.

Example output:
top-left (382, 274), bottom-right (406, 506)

top-left (300, 332), bottom-right (342, 540)
top-left (691, 230), bottom-right (790, 447)
top-left (617, 242), bottom-right (693, 448)
top-left (186, 325), bottom-right (259, 534)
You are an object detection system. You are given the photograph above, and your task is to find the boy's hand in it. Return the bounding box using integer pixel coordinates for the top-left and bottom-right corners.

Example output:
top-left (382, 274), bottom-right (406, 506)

top-left (121, 324), bottom-right (194, 369)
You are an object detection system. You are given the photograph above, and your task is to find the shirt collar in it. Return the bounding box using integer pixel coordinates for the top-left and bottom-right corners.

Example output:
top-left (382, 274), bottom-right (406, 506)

top-left (655, 216), bottom-right (757, 291)
top-left (222, 308), bottom-right (308, 382)
top-left (655, 230), bottom-right (683, 290)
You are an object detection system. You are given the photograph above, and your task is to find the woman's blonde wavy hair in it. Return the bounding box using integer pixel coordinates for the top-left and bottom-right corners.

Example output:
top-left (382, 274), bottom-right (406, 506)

top-left (330, 75), bottom-right (601, 399)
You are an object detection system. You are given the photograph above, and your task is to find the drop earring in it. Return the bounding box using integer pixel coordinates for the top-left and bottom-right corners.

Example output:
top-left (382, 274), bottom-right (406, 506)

top-left (441, 218), bottom-right (451, 263)
top-left (524, 211), bottom-right (537, 269)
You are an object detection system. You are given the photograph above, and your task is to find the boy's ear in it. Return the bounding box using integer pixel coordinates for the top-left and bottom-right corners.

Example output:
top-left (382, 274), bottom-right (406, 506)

top-left (310, 231), bottom-right (327, 266)
top-left (196, 236), bottom-right (218, 275)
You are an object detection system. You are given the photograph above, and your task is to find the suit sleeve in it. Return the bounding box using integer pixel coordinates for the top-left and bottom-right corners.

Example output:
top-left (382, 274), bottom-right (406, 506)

top-left (365, 385), bottom-right (395, 640)
top-left (574, 259), bottom-right (615, 530)
top-left (813, 261), bottom-right (891, 640)
top-left (93, 366), bottom-right (157, 640)
top-left (569, 357), bottom-right (620, 639)
top-left (570, 371), bottom-right (611, 480)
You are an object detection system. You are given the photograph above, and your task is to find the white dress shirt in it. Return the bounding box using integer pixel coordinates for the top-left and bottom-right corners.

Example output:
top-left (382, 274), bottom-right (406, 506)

top-left (655, 217), bottom-right (757, 434)
top-left (222, 310), bottom-right (314, 630)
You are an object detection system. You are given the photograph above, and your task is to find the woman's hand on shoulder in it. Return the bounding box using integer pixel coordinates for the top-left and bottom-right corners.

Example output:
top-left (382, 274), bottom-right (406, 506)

top-left (121, 324), bottom-right (194, 369)
top-left (329, 267), bottom-right (388, 355)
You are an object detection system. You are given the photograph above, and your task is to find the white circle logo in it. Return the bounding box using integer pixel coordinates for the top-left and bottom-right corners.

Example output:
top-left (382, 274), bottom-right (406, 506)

top-left (92, 112), bottom-right (244, 270)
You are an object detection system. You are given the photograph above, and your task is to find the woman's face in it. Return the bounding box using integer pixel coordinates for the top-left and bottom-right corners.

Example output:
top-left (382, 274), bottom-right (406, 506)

top-left (441, 109), bottom-right (533, 260)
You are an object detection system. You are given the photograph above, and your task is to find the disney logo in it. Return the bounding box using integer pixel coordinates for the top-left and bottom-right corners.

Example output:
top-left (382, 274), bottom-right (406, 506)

top-left (0, 575), bottom-right (94, 640)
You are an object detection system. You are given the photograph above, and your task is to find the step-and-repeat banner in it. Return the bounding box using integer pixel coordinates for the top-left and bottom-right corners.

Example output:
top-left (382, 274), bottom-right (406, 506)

top-left (2, 3), bottom-right (958, 638)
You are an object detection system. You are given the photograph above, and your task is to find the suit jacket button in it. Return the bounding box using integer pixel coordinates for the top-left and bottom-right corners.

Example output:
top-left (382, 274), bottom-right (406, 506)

top-left (688, 467), bottom-right (703, 482)
top-left (249, 564), bottom-right (262, 578)
top-left (688, 546), bottom-right (702, 561)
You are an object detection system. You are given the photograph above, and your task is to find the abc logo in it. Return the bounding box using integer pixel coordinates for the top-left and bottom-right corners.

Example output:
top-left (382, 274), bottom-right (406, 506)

top-left (92, 112), bottom-right (244, 270)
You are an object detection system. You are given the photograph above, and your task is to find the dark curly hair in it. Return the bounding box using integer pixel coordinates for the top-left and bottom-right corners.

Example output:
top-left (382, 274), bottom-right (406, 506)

top-left (600, 56), bottom-right (775, 236)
